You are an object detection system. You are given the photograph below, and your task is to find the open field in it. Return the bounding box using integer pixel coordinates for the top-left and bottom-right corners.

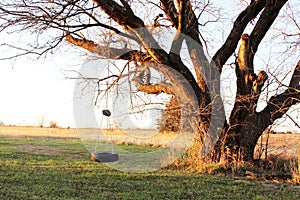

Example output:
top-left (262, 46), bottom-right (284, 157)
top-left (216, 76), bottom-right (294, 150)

top-left (254, 133), bottom-right (300, 160)
top-left (0, 126), bottom-right (300, 199)
top-left (0, 136), bottom-right (300, 199)
top-left (0, 126), bottom-right (78, 138)
top-left (1, 126), bottom-right (299, 158)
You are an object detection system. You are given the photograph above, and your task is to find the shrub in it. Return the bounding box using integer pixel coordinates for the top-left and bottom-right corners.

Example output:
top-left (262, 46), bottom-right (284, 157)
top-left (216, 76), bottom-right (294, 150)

top-left (49, 121), bottom-right (58, 128)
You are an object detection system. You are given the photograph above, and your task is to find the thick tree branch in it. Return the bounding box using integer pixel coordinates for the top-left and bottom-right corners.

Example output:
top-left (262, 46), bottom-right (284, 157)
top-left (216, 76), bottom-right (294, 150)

top-left (168, 0), bottom-right (186, 55)
top-left (65, 32), bottom-right (153, 64)
top-left (247, 0), bottom-right (288, 70)
top-left (94, 0), bottom-right (203, 104)
top-left (136, 83), bottom-right (174, 95)
top-left (259, 60), bottom-right (300, 125)
top-left (230, 0), bottom-right (291, 129)
top-left (94, 0), bottom-right (169, 64)
top-left (212, 0), bottom-right (266, 71)
top-left (235, 34), bottom-right (268, 96)
top-left (65, 32), bottom-right (132, 58)
top-left (174, 0), bottom-right (210, 94)
top-left (93, 0), bottom-right (145, 30)
top-left (289, 60), bottom-right (300, 88)
top-left (177, 0), bottom-right (187, 33)
top-left (160, 0), bottom-right (179, 29)
top-left (228, 0), bottom-right (288, 133)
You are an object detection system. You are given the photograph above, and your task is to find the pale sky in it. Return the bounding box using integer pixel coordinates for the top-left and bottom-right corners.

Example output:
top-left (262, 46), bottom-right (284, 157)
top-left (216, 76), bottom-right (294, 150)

top-left (0, 1), bottom-right (299, 132)
top-left (0, 48), bottom-right (79, 128)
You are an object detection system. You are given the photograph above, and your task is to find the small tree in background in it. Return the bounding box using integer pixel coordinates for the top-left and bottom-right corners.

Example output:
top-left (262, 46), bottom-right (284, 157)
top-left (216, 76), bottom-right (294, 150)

top-left (49, 121), bottom-right (58, 128)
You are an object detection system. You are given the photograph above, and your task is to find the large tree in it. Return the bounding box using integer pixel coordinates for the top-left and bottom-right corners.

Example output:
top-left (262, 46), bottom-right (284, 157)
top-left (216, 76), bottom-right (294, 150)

top-left (0, 0), bottom-right (299, 162)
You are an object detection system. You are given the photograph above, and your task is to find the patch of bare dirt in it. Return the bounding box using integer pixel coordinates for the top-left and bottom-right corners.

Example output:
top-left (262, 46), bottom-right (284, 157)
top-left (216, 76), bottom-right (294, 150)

top-left (15, 145), bottom-right (62, 156)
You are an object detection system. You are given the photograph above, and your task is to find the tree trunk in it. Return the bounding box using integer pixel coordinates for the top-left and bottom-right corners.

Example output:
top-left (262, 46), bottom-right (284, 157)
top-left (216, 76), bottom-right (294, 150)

top-left (239, 116), bottom-right (264, 161)
top-left (210, 115), bottom-right (266, 162)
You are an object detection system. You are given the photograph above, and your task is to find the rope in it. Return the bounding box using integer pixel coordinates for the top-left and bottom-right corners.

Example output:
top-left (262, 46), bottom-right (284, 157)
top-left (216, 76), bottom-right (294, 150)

top-left (106, 20), bottom-right (114, 153)
top-left (94, 18), bottom-right (114, 153)
top-left (94, 114), bottom-right (104, 153)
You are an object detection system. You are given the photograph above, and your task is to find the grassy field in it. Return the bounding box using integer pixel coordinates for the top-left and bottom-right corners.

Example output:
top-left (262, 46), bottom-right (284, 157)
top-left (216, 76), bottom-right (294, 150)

top-left (0, 127), bottom-right (300, 199)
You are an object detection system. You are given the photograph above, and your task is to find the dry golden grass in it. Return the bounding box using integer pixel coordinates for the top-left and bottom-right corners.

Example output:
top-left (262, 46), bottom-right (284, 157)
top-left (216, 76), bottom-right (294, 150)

top-left (77, 129), bottom-right (195, 152)
top-left (0, 126), bottom-right (78, 138)
top-left (255, 133), bottom-right (300, 160)
top-left (0, 126), bottom-right (193, 149)
top-left (0, 126), bottom-right (298, 159)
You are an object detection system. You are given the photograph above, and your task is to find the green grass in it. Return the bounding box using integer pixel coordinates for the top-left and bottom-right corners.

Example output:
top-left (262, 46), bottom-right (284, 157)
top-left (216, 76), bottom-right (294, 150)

top-left (0, 136), bottom-right (299, 199)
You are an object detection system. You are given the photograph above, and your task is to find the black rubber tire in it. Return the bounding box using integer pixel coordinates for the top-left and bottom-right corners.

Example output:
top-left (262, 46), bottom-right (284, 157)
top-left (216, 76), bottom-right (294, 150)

top-left (102, 110), bottom-right (111, 117)
top-left (91, 152), bottom-right (119, 163)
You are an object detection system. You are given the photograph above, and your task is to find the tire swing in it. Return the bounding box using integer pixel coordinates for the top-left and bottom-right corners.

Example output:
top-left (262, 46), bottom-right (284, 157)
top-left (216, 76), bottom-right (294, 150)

top-left (90, 109), bottom-right (119, 163)
top-left (90, 44), bottom-right (119, 163)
